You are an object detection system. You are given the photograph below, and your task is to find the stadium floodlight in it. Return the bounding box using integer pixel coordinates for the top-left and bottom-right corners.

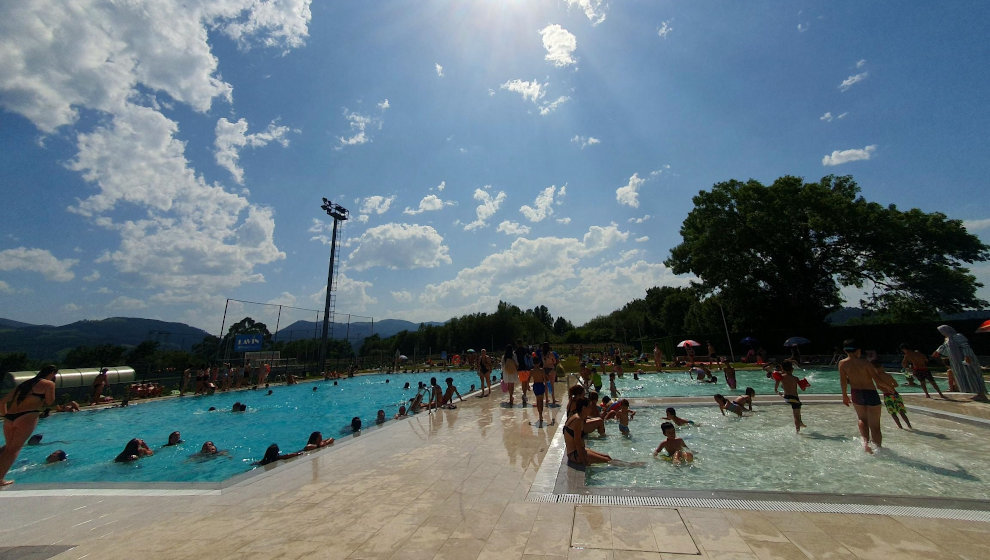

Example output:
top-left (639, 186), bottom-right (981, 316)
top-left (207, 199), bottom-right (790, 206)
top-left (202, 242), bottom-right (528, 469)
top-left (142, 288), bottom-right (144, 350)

top-left (317, 199), bottom-right (349, 376)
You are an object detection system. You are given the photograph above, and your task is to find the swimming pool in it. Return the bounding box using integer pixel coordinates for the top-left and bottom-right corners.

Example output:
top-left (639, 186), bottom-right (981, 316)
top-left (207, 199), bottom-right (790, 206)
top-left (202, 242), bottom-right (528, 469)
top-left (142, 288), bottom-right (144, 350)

top-left (581, 403), bottom-right (989, 502)
top-left (605, 367), bottom-right (926, 398)
top-left (8, 371), bottom-right (485, 486)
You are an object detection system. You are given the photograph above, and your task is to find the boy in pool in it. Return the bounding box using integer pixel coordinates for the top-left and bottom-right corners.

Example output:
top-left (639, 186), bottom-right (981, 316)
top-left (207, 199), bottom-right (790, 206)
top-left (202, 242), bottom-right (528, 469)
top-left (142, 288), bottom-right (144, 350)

top-left (773, 361), bottom-right (807, 433)
top-left (591, 367), bottom-right (603, 393)
top-left (664, 407), bottom-right (694, 426)
top-left (714, 390), bottom-right (754, 417)
top-left (608, 372), bottom-right (620, 398)
top-left (653, 422), bottom-right (694, 464)
top-left (441, 377), bottom-right (463, 408)
top-left (870, 359), bottom-right (912, 430)
top-left (604, 399), bottom-right (636, 436)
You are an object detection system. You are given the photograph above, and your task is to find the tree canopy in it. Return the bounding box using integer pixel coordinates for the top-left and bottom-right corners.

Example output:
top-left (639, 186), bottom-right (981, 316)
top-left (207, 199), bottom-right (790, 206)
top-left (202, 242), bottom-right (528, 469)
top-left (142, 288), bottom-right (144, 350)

top-left (665, 175), bottom-right (990, 329)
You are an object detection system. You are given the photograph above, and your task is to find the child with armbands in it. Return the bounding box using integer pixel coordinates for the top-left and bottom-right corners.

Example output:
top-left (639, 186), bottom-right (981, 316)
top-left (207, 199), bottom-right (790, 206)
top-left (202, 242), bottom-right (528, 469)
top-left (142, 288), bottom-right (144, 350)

top-left (653, 421), bottom-right (693, 464)
top-left (870, 358), bottom-right (912, 430)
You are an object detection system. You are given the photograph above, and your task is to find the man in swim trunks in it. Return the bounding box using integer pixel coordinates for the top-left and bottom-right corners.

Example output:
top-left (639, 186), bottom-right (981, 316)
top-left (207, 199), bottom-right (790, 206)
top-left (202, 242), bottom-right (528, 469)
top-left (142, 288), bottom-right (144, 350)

top-left (514, 341), bottom-right (531, 407)
top-left (773, 361), bottom-right (807, 433)
top-left (899, 343), bottom-right (945, 399)
top-left (530, 359), bottom-right (548, 427)
top-left (839, 340), bottom-right (883, 453)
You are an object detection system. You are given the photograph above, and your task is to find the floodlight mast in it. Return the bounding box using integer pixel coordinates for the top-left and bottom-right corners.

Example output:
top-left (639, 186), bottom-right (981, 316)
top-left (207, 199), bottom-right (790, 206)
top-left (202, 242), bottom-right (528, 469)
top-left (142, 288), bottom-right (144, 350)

top-left (318, 198), bottom-right (349, 376)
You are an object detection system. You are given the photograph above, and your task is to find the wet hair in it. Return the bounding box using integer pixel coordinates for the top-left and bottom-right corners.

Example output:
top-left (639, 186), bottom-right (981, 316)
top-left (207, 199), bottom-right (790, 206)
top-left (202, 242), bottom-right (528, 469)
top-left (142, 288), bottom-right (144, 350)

top-left (398, 405), bottom-right (406, 415)
top-left (232, 402), bottom-right (242, 411)
top-left (208, 406), bottom-right (217, 411)
top-left (200, 441), bottom-right (216, 453)
top-left (260, 444), bottom-right (281, 465)
top-left (445, 377), bottom-right (453, 385)
top-left (166, 431), bottom-right (182, 445)
top-left (430, 377), bottom-right (438, 386)
top-left (351, 417), bottom-right (362, 431)
top-left (665, 407), bottom-right (676, 416)
top-left (49, 450), bottom-right (68, 462)
top-left (239, 403), bottom-right (247, 412)
top-left (307, 431), bottom-right (323, 445)
top-left (115, 438), bottom-right (142, 462)
top-left (11, 365), bottom-right (57, 405)
top-left (745, 387), bottom-right (756, 397)
top-left (28, 434), bottom-right (43, 445)
top-left (570, 397), bottom-right (590, 414)
top-left (568, 385), bottom-right (585, 399)
top-left (660, 421), bottom-right (675, 434)
top-left (713, 393), bottom-right (725, 402)
top-left (620, 399), bottom-right (630, 408)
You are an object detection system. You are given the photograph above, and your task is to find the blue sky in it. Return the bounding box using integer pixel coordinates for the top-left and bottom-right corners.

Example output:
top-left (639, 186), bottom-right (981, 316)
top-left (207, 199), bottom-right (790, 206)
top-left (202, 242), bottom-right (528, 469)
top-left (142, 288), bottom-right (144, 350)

top-left (1, 1), bottom-right (989, 335)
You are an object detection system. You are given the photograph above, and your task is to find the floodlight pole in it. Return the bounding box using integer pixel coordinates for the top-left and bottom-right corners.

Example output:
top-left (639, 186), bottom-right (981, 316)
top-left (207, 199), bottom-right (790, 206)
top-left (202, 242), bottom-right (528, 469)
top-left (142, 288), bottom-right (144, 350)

top-left (318, 198), bottom-right (348, 376)
top-left (717, 302), bottom-right (735, 362)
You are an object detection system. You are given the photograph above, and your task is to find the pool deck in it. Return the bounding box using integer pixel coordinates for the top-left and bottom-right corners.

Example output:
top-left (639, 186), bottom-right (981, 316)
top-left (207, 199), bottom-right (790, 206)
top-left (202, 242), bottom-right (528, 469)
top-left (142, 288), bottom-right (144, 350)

top-left (1, 390), bottom-right (989, 559)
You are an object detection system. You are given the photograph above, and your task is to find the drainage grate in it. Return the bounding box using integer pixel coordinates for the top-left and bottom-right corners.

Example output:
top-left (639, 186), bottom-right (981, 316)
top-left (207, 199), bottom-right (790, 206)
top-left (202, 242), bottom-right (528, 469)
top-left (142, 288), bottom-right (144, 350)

top-left (531, 493), bottom-right (990, 521)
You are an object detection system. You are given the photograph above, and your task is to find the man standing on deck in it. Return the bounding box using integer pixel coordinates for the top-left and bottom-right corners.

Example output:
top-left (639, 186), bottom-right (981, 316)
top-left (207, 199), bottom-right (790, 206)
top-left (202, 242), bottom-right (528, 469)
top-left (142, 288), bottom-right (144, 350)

top-left (653, 344), bottom-right (665, 372)
top-left (838, 340), bottom-right (883, 454)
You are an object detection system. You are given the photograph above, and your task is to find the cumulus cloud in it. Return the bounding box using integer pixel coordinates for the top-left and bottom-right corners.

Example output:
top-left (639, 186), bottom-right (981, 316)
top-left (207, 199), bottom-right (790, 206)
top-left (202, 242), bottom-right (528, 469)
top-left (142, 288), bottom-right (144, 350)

top-left (856, 59), bottom-right (867, 69)
top-left (839, 71), bottom-right (868, 91)
top-left (657, 21), bottom-right (672, 38)
top-left (571, 135), bottom-right (600, 149)
top-left (540, 24), bottom-right (577, 67)
top-left (520, 185), bottom-right (564, 223)
top-left (635, 236), bottom-right (650, 243)
top-left (497, 221), bottom-right (531, 236)
top-left (962, 218), bottom-right (990, 231)
top-left (500, 79), bottom-right (545, 103)
top-left (0, 0), bottom-right (304, 312)
top-left (564, 0), bottom-right (607, 26)
top-left (464, 188), bottom-right (507, 231)
top-left (214, 118), bottom-right (291, 184)
top-left (435, 63), bottom-right (444, 77)
top-left (434, 181), bottom-right (446, 192)
top-left (628, 214), bottom-right (652, 224)
top-left (404, 194), bottom-right (450, 215)
top-left (310, 273), bottom-right (377, 312)
top-left (346, 223), bottom-right (451, 271)
top-left (556, 217), bottom-right (572, 224)
top-left (108, 295), bottom-right (148, 310)
top-left (0, 247), bottom-right (77, 281)
top-left (539, 96), bottom-right (570, 115)
top-left (822, 145), bottom-right (877, 166)
top-left (616, 173), bottom-right (646, 208)
top-left (84, 270), bottom-right (101, 282)
top-left (0, 280), bottom-right (12, 294)
top-left (359, 195), bottom-right (395, 217)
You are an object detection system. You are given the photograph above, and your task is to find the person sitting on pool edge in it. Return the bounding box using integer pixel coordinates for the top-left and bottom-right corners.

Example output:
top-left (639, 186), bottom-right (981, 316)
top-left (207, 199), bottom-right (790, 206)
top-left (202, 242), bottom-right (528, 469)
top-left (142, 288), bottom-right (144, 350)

top-left (114, 438), bottom-right (153, 462)
top-left (254, 443), bottom-right (302, 466)
top-left (653, 422), bottom-right (693, 465)
top-left (302, 431), bottom-right (334, 451)
top-left (563, 397), bottom-right (612, 467)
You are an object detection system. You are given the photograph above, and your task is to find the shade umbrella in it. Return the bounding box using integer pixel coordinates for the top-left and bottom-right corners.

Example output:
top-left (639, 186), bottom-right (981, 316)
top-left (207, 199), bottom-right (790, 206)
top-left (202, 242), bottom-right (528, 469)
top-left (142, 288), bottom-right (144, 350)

top-left (976, 320), bottom-right (990, 334)
top-left (398, 355), bottom-right (408, 361)
top-left (677, 340), bottom-right (701, 348)
top-left (740, 336), bottom-right (758, 346)
top-left (466, 349), bottom-right (476, 353)
top-left (783, 336), bottom-right (810, 347)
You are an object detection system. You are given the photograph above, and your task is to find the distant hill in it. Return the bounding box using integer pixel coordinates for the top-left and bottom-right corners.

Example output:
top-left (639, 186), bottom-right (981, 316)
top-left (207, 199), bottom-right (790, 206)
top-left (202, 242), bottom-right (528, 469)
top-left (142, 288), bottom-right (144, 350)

top-left (0, 317), bottom-right (210, 360)
top-left (274, 318), bottom-right (441, 342)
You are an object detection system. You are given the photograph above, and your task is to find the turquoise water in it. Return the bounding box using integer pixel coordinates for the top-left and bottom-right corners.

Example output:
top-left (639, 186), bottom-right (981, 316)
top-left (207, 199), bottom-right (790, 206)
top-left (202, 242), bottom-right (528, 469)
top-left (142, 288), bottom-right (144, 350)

top-left (8, 372), bottom-right (486, 485)
top-left (608, 367), bottom-right (925, 398)
top-left (584, 404), bottom-right (989, 500)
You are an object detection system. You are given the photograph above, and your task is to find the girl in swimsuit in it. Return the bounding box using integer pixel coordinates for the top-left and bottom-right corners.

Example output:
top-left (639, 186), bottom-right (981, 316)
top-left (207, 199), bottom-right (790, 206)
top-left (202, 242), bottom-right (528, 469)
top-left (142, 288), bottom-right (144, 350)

top-left (562, 397), bottom-right (612, 466)
top-left (0, 365), bottom-right (58, 485)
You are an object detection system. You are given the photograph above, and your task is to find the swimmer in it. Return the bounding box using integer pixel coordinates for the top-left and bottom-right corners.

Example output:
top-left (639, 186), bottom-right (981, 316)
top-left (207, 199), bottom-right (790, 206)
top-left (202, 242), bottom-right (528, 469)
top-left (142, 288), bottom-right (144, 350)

top-left (114, 438), bottom-right (153, 463)
top-left (253, 443), bottom-right (302, 466)
top-left (604, 399), bottom-right (635, 436)
top-left (162, 431), bottom-right (183, 447)
top-left (375, 409), bottom-right (386, 425)
top-left (394, 405), bottom-right (408, 419)
top-left (302, 431), bottom-right (334, 451)
top-left (46, 450), bottom-right (67, 463)
top-left (27, 434), bottom-right (43, 446)
top-left (653, 422), bottom-right (694, 464)
top-left (403, 382), bottom-right (410, 390)
top-left (714, 394), bottom-right (747, 417)
top-left (664, 407), bottom-right (694, 426)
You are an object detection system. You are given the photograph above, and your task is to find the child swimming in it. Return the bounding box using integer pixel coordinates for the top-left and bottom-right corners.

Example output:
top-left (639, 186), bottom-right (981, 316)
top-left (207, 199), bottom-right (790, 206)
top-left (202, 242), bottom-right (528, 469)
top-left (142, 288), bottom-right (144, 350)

top-left (653, 422), bottom-right (694, 465)
top-left (663, 407), bottom-right (694, 426)
top-left (604, 399), bottom-right (635, 436)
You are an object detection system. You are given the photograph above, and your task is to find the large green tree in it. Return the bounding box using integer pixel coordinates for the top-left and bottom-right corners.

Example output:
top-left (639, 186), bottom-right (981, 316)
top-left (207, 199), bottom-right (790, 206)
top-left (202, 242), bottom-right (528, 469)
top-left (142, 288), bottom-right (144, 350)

top-left (666, 175), bottom-right (989, 329)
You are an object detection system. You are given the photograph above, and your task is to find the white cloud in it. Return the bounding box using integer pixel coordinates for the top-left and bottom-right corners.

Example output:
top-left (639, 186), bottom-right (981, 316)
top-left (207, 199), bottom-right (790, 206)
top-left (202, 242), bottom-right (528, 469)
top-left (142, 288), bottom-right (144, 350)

top-left (62, 303), bottom-right (81, 313)
top-left (628, 214), bottom-right (652, 224)
top-left (464, 188), bottom-right (507, 231)
top-left (392, 290), bottom-right (412, 303)
top-left (820, 112), bottom-right (833, 122)
top-left (266, 292), bottom-right (298, 307)
top-left (404, 194), bottom-right (450, 215)
top-left (571, 135), bottom-right (601, 149)
top-left (635, 236), bottom-right (650, 243)
top-left (310, 273), bottom-right (377, 312)
top-left (435, 63), bottom-right (444, 77)
top-left (540, 24), bottom-right (577, 68)
top-left (797, 23), bottom-right (808, 32)
top-left (520, 185), bottom-right (563, 223)
top-left (657, 21), bottom-right (672, 38)
top-left (435, 181), bottom-right (446, 192)
top-left (565, 0), bottom-right (607, 26)
top-left (0, 280), bottom-right (12, 294)
top-left (839, 71), bottom-right (868, 91)
top-left (962, 218), bottom-right (990, 231)
top-left (556, 217), bottom-right (572, 224)
top-left (378, 99), bottom-right (390, 111)
top-left (500, 79), bottom-right (545, 103)
top-left (857, 59), bottom-right (867, 69)
top-left (360, 195), bottom-right (395, 217)
top-left (822, 145), bottom-right (877, 166)
top-left (214, 117), bottom-right (291, 184)
top-left (497, 221), bottom-right (531, 236)
top-left (346, 223), bottom-right (451, 271)
top-left (84, 270), bottom-right (101, 282)
top-left (0, 247), bottom-right (77, 281)
top-left (616, 173), bottom-right (646, 208)
top-left (539, 96), bottom-right (570, 115)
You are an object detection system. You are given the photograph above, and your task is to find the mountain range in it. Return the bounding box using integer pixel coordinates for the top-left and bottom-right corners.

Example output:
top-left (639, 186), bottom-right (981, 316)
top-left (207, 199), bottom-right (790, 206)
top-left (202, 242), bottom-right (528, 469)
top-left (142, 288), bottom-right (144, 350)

top-left (0, 316), bottom-right (437, 360)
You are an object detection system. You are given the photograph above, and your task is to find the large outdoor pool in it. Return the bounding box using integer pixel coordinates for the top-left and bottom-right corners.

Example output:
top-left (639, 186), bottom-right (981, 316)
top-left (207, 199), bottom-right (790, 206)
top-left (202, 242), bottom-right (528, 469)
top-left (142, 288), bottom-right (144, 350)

top-left (8, 371), bottom-right (485, 486)
top-left (607, 367), bottom-right (926, 398)
top-left (584, 403), bottom-right (989, 501)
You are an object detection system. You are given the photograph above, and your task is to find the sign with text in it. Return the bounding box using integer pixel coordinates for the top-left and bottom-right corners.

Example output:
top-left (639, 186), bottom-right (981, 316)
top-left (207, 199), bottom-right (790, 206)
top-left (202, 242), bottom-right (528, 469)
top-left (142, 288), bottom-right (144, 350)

top-left (234, 334), bottom-right (263, 352)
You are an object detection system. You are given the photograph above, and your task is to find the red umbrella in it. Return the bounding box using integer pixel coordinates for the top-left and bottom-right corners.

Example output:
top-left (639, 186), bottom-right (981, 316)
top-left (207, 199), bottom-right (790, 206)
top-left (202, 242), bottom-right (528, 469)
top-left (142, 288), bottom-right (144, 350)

top-left (677, 340), bottom-right (701, 348)
top-left (976, 320), bottom-right (990, 334)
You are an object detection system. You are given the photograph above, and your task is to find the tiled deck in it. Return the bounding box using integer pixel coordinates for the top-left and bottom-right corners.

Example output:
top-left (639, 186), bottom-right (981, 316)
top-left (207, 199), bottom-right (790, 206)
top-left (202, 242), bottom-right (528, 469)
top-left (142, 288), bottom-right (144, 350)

top-left (1, 391), bottom-right (988, 559)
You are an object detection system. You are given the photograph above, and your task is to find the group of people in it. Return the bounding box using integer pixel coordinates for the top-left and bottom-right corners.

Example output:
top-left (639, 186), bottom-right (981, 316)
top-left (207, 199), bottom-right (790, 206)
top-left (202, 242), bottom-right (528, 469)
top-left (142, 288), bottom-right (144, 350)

top-left (500, 341), bottom-right (563, 427)
top-left (181, 361), bottom-right (274, 396)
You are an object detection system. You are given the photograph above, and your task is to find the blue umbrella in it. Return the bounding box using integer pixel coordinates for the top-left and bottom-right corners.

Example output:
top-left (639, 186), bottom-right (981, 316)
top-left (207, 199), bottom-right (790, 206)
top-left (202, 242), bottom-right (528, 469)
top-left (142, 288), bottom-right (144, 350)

top-left (783, 336), bottom-right (810, 347)
top-left (740, 336), bottom-right (758, 346)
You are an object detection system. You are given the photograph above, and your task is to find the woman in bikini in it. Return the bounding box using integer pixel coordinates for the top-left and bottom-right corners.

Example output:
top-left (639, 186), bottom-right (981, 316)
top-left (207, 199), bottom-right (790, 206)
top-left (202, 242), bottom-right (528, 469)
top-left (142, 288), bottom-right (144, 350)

top-left (0, 365), bottom-right (58, 485)
top-left (562, 397), bottom-right (612, 467)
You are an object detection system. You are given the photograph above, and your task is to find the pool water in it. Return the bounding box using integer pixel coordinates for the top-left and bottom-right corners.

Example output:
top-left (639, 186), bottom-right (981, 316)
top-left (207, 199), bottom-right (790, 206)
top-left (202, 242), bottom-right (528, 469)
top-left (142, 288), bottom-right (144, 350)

top-left (608, 367), bottom-right (925, 398)
top-left (584, 404), bottom-right (990, 501)
top-left (9, 371), bottom-right (485, 485)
